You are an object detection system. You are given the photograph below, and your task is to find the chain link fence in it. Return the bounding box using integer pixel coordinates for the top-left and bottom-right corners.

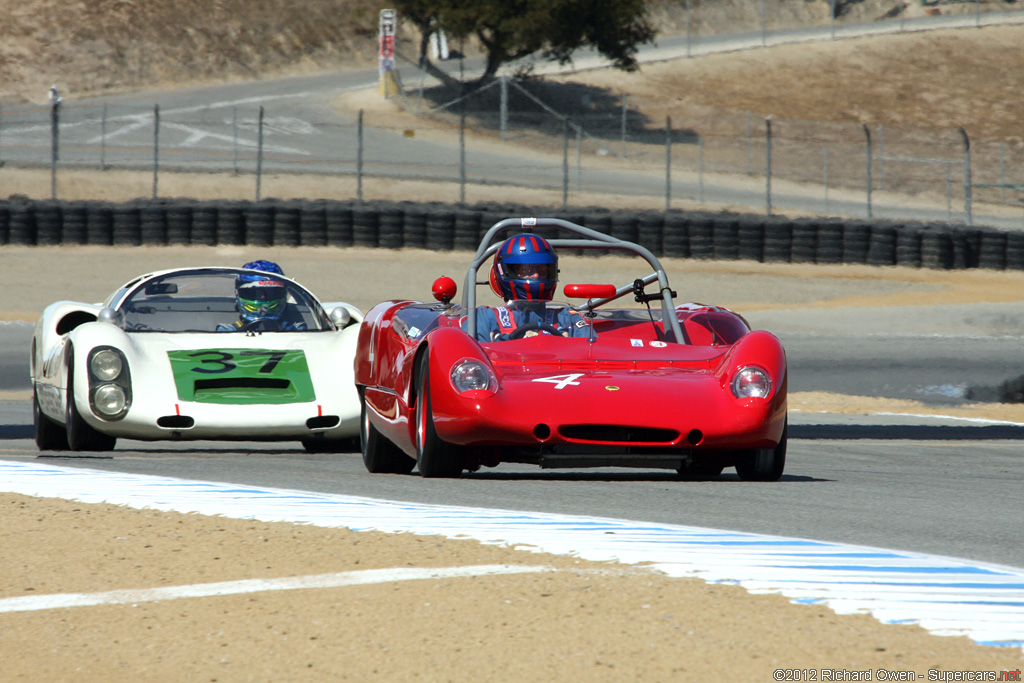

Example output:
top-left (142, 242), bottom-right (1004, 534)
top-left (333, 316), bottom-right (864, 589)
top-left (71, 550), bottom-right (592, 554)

top-left (2, 4), bottom-right (1024, 229)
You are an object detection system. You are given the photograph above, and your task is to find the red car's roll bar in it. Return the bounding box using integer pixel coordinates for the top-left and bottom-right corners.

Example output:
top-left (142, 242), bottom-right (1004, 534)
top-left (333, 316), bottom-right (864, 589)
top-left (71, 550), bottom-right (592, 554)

top-left (462, 217), bottom-right (686, 344)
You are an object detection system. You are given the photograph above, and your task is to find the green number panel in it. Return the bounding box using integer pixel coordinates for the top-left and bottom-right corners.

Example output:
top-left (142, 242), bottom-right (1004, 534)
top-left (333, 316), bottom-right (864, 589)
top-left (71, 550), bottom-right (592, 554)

top-left (167, 349), bottom-right (316, 404)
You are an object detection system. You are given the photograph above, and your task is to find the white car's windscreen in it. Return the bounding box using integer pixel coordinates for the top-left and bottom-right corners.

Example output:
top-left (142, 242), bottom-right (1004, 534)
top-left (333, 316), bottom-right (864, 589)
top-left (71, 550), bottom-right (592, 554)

top-left (117, 271), bottom-right (330, 332)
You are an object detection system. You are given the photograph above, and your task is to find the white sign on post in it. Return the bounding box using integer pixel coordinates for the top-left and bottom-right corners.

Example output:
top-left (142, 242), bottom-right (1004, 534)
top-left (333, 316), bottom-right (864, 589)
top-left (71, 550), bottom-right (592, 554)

top-left (378, 9), bottom-right (399, 97)
top-left (379, 9), bottom-right (396, 74)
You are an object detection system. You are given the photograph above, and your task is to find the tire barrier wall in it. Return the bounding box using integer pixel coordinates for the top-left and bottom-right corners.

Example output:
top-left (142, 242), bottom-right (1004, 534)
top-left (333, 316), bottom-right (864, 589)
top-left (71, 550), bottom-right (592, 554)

top-left (1, 198), bottom-right (1022, 272)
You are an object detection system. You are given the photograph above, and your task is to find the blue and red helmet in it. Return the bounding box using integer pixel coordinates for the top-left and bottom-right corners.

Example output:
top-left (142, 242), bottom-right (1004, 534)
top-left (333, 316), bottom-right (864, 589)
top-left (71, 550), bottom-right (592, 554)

top-left (489, 233), bottom-right (558, 301)
top-left (236, 260), bottom-right (287, 322)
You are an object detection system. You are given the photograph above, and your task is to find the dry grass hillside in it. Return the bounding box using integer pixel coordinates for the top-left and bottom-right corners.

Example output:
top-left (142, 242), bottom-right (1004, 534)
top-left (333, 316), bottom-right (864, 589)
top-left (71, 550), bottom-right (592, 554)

top-left (2, 0), bottom-right (1015, 106)
top-left (0, 0), bottom-right (385, 103)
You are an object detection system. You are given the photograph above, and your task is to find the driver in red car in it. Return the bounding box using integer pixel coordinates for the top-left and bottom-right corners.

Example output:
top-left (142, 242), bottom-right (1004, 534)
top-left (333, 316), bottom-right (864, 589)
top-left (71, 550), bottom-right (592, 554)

top-left (464, 233), bottom-right (590, 342)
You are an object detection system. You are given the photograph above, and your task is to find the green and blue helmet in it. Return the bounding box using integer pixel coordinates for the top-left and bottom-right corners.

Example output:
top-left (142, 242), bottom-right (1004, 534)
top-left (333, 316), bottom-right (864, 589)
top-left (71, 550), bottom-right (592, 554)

top-left (236, 260), bottom-right (287, 322)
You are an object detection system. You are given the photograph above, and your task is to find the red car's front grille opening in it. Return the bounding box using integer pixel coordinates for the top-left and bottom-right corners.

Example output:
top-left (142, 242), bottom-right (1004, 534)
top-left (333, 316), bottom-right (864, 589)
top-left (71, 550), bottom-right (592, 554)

top-left (558, 424), bottom-right (679, 444)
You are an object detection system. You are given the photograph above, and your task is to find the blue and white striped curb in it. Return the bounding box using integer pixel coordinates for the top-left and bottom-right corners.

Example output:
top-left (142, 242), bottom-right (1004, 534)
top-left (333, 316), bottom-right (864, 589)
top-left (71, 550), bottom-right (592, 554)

top-left (2, 460), bottom-right (1022, 649)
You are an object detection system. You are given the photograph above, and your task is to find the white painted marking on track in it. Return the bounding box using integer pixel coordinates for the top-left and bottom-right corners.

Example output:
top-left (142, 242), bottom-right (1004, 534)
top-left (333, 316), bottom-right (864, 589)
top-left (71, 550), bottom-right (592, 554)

top-left (0, 461), bottom-right (1021, 649)
top-left (0, 564), bottom-right (553, 614)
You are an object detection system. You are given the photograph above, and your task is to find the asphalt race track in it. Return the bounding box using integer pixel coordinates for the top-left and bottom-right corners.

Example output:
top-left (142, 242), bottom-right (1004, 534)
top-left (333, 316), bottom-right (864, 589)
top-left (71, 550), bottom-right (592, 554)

top-left (2, 290), bottom-right (1023, 571)
top-left (2, 365), bottom-right (1022, 574)
top-left (0, 405), bottom-right (1022, 569)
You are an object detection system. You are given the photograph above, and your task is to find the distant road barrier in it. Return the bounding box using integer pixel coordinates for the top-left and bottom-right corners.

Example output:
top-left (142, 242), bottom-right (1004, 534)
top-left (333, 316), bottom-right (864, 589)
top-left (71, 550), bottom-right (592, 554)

top-left (1, 198), bottom-right (1021, 271)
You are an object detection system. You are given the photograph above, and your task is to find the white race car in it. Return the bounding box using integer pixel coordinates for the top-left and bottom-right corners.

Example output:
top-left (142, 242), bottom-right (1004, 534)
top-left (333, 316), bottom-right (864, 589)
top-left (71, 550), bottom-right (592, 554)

top-left (31, 266), bottom-right (363, 452)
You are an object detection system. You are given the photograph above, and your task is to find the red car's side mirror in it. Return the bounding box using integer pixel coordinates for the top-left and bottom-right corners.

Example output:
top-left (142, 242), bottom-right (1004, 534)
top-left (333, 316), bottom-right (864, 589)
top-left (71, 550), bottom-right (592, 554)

top-left (563, 284), bottom-right (616, 300)
top-left (432, 276), bottom-right (457, 304)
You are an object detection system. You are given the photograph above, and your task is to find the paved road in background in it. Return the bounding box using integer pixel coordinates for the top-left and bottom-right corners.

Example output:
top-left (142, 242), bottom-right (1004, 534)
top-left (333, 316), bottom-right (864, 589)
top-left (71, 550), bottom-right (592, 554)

top-left (3, 12), bottom-right (1024, 228)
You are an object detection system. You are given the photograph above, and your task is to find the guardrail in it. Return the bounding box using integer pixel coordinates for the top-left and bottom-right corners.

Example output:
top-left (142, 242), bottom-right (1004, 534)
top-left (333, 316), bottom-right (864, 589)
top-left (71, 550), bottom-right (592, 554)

top-left (1, 198), bottom-right (1020, 271)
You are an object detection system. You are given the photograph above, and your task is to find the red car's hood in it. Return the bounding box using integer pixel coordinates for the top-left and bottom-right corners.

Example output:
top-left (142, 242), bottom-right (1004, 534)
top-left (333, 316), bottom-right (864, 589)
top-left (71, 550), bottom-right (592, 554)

top-left (483, 337), bottom-right (729, 367)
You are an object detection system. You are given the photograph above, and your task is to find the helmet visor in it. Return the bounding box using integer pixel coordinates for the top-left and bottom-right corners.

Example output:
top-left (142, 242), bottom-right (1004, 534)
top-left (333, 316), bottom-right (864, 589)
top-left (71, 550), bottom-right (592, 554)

top-left (506, 263), bottom-right (555, 280)
top-left (237, 280), bottom-right (286, 301)
top-left (239, 296), bottom-right (285, 315)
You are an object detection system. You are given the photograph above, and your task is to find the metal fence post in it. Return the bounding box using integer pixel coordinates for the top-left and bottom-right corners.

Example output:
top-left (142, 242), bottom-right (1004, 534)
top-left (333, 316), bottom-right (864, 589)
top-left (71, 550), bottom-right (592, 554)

top-left (761, 0), bottom-right (767, 47)
top-left (50, 99), bottom-right (61, 199)
top-left (960, 127), bottom-right (972, 225)
top-left (562, 118), bottom-right (569, 209)
top-left (685, 0), bottom-right (692, 58)
top-left (665, 116), bottom-right (672, 211)
top-left (500, 76), bottom-right (508, 143)
top-left (945, 162), bottom-right (952, 221)
top-left (877, 124), bottom-right (885, 191)
top-left (698, 134), bottom-right (705, 203)
top-left (152, 104), bottom-right (159, 200)
top-left (459, 109), bottom-right (466, 205)
top-left (255, 105), bottom-right (264, 202)
top-left (100, 103), bottom-right (107, 170)
top-left (745, 112), bottom-right (752, 174)
top-left (765, 118), bottom-right (772, 216)
top-left (575, 124), bottom-right (582, 191)
top-left (357, 109), bottom-right (364, 203)
top-left (823, 147), bottom-right (830, 215)
top-left (1000, 142), bottom-right (1006, 204)
top-left (620, 94), bottom-right (628, 158)
top-left (232, 106), bottom-right (239, 175)
top-left (863, 124), bottom-right (872, 219)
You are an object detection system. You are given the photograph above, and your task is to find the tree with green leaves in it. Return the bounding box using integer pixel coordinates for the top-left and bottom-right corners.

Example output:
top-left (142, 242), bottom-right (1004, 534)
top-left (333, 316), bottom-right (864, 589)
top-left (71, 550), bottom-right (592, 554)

top-left (395, 0), bottom-right (656, 87)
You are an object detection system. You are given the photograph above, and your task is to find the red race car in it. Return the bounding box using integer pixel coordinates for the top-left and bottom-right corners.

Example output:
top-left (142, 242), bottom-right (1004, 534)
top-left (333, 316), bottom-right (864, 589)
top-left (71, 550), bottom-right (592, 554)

top-left (354, 218), bottom-right (788, 480)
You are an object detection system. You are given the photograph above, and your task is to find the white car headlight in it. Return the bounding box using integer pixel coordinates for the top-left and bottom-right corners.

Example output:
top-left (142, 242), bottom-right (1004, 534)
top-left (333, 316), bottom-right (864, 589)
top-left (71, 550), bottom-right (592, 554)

top-left (90, 348), bottom-right (123, 381)
top-left (88, 346), bottom-right (131, 419)
top-left (731, 366), bottom-right (773, 399)
top-left (93, 384), bottom-right (127, 416)
top-left (450, 359), bottom-right (496, 394)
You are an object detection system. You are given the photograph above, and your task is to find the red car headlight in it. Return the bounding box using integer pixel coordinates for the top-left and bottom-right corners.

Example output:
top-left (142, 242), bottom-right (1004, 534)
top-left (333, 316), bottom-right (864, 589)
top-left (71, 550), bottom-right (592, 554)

top-left (450, 359), bottom-right (497, 395)
top-left (731, 366), bottom-right (773, 399)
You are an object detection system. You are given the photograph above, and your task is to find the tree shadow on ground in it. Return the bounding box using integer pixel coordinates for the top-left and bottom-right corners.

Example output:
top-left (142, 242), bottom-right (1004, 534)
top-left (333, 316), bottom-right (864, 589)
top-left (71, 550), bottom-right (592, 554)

top-left (415, 78), bottom-right (698, 146)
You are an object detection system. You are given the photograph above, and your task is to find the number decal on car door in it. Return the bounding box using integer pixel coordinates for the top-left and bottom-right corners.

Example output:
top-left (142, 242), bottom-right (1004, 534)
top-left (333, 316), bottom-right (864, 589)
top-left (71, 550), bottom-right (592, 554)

top-left (532, 373), bottom-right (584, 390)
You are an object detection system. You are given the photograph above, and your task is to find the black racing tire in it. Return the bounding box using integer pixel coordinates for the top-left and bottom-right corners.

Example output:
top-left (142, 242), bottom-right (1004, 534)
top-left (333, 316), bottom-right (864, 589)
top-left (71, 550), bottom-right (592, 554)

top-left (414, 353), bottom-right (463, 478)
top-left (34, 389), bottom-right (68, 451)
top-left (64, 351), bottom-right (117, 452)
top-left (360, 389), bottom-right (415, 474)
top-left (735, 419), bottom-right (787, 482)
top-left (301, 436), bottom-right (359, 453)
top-left (676, 460), bottom-right (724, 479)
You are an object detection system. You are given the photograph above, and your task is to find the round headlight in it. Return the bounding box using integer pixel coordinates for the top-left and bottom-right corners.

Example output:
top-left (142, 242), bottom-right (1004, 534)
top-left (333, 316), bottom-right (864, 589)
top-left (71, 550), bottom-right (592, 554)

top-left (90, 349), bottom-right (123, 381)
top-left (732, 366), bottom-right (772, 399)
top-left (93, 384), bottom-right (127, 416)
top-left (451, 360), bottom-right (493, 394)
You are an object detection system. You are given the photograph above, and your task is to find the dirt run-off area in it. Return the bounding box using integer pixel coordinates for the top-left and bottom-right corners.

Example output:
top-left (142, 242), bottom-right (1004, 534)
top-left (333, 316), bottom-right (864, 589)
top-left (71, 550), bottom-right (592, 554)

top-left (3, 1), bottom-right (1024, 679)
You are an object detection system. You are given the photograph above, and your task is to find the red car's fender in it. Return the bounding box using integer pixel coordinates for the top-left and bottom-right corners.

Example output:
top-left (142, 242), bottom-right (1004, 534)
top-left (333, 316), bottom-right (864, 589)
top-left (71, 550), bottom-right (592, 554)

top-left (712, 329), bottom-right (788, 443)
top-left (354, 300), bottom-right (416, 388)
top-left (418, 327), bottom-right (493, 443)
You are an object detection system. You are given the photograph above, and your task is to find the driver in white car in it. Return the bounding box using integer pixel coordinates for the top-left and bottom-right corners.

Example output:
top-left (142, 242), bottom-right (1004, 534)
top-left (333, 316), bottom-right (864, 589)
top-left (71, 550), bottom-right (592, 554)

top-left (217, 259), bottom-right (307, 332)
top-left (463, 233), bottom-right (589, 342)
